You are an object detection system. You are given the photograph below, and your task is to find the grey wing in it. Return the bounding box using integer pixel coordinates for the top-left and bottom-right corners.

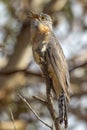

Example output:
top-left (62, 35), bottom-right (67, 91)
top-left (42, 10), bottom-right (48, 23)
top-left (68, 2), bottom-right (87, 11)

top-left (46, 36), bottom-right (71, 102)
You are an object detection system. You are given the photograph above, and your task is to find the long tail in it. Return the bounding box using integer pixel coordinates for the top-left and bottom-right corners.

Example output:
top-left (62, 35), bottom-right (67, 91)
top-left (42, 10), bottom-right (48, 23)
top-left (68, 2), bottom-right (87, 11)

top-left (58, 92), bottom-right (68, 128)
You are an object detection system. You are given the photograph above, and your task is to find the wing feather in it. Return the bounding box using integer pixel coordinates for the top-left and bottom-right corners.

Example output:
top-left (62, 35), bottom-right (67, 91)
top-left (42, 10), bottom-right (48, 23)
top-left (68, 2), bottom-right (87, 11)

top-left (46, 34), bottom-right (70, 102)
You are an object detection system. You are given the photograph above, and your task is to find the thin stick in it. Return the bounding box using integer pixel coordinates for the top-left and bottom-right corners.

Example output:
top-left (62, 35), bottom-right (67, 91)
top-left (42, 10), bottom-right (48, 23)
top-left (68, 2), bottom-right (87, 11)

top-left (9, 108), bottom-right (16, 130)
top-left (33, 95), bottom-right (47, 104)
top-left (18, 93), bottom-right (52, 129)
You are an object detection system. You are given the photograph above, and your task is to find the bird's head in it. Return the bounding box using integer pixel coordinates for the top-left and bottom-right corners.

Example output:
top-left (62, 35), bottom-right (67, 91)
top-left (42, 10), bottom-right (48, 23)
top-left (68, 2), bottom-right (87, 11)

top-left (28, 11), bottom-right (52, 33)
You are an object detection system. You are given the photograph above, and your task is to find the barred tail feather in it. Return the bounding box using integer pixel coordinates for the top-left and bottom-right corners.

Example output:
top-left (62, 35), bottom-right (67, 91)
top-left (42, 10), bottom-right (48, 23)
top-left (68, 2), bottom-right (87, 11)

top-left (58, 92), bottom-right (68, 128)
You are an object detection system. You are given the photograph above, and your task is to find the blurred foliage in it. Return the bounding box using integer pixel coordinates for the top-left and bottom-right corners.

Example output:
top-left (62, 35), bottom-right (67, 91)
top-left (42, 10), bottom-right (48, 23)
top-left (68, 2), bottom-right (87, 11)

top-left (0, 0), bottom-right (87, 130)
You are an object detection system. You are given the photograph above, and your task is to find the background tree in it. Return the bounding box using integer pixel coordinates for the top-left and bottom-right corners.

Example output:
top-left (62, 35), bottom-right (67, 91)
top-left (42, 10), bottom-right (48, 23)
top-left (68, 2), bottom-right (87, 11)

top-left (0, 0), bottom-right (87, 130)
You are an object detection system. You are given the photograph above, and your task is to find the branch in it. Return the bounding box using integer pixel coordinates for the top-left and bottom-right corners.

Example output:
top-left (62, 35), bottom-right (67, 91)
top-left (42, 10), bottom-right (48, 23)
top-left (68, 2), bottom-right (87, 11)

top-left (0, 69), bottom-right (43, 101)
top-left (45, 78), bottom-right (62, 130)
top-left (41, 64), bottom-right (62, 130)
top-left (9, 108), bottom-right (16, 130)
top-left (33, 95), bottom-right (47, 105)
top-left (69, 62), bottom-right (87, 72)
top-left (0, 68), bottom-right (42, 77)
top-left (0, 60), bottom-right (87, 76)
top-left (18, 93), bottom-right (52, 129)
top-left (33, 95), bottom-right (62, 130)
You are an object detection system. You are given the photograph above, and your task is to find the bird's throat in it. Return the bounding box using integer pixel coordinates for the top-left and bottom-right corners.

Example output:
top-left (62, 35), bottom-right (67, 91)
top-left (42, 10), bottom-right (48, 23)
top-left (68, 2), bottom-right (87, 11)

top-left (38, 23), bottom-right (50, 34)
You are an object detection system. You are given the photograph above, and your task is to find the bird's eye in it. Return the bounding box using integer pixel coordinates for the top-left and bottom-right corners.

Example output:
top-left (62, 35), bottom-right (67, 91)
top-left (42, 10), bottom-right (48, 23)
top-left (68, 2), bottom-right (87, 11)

top-left (40, 15), bottom-right (45, 20)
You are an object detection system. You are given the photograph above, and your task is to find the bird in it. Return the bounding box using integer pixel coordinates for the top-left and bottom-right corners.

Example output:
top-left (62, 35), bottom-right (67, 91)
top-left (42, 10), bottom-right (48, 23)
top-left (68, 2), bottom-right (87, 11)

top-left (28, 11), bottom-right (71, 128)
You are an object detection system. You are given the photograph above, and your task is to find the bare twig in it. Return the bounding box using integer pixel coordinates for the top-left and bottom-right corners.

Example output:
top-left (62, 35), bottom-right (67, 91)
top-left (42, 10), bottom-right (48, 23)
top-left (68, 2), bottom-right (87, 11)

top-left (69, 62), bottom-right (87, 72)
top-left (9, 108), bottom-right (16, 130)
top-left (33, 95), bottom-right (47, 104)
top-left (18, 93), bottom-right (52, 129)
top-left (33, 95), bottom-right (62, 130)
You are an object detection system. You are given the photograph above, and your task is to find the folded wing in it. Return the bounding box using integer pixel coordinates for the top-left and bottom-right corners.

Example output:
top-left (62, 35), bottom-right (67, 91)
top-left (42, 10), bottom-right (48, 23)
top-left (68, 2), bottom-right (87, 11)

top-left (46, 34), bottom-right (71, 102)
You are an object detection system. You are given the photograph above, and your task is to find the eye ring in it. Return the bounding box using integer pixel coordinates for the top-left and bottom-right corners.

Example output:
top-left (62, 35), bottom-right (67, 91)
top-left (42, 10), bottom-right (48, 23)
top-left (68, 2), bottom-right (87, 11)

top-left (41, 16), bottom-right (45, 20)
top-left (40, 15), bottom-right (46, 20)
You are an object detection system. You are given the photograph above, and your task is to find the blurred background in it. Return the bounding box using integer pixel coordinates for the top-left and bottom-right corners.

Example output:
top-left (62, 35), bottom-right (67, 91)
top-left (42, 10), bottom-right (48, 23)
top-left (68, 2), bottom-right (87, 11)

top-left (0, 0), bottom-right (87, 130)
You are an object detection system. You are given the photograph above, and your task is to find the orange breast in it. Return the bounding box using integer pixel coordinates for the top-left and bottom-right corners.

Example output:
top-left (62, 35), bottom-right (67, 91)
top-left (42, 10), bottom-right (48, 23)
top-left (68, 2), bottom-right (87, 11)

top-left (38, 23), bottom-right (50, 34)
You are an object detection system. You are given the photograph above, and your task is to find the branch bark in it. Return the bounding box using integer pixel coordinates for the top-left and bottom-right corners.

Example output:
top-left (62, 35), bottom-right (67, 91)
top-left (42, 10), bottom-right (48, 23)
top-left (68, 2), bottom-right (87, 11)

top-left (45, 76), bottom-right (62, 130)
top-left (40, 63), bottom-right (62, 130)
top-left (18, 93), bottom-right (52, 129)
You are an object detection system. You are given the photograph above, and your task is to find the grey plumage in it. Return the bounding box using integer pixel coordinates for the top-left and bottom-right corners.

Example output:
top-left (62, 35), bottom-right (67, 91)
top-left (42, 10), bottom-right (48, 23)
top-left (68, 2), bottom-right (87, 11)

top-left (30, 12), bottom-right (71, 128)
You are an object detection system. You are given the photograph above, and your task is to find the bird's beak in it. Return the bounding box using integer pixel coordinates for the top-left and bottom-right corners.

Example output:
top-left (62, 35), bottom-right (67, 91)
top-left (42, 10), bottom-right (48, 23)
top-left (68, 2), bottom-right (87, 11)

top-left (27, 11), bottom-right (39, 19)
